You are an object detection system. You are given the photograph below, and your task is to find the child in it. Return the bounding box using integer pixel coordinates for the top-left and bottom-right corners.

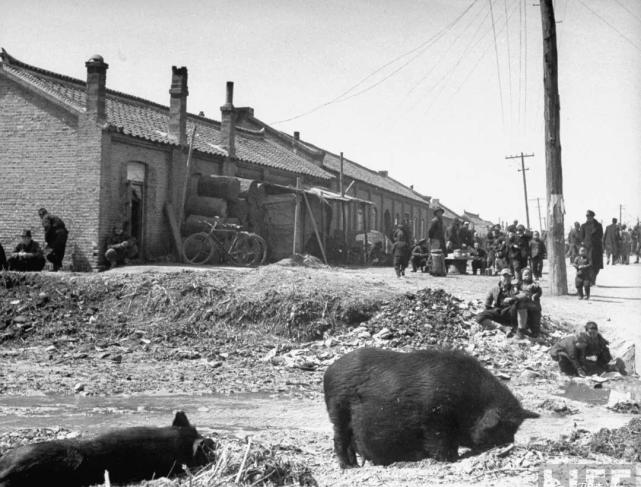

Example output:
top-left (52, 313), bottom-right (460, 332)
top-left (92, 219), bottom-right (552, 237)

top-left (391, 239), bottom-right (410, 278)
top-left (573, 246), bottom-right (592, 300)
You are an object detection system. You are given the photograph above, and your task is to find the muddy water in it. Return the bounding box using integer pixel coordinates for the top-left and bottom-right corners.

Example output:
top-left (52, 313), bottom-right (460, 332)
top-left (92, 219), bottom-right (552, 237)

top-left (0, 393), bottom-right (330, 439)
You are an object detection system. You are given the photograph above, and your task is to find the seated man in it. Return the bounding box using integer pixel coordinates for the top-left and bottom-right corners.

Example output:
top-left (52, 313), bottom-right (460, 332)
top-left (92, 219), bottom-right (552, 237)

top-left (549, 332), bottom-right (590, 377)
top-left (104, 225), bottom-right (138, 269)
top-left (550, 322), bottom-right (625, 377)
top-left (410, 239), bottom-right (429, 272)
top-left (475, 268), bottom-right (518, 329)
top-left (471, 242), bottom-right (487, 275)
top-left (7, 230), bottom-right (46, 271)
top-left (513, 268), bottom-right (542, 338)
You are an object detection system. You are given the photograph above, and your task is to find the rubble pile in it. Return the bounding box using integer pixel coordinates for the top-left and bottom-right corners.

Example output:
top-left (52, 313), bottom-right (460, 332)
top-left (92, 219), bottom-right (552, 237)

top-left (270, 289), bottom-right (568, 380)
top-left (588, 417), bottom-right (641, 461)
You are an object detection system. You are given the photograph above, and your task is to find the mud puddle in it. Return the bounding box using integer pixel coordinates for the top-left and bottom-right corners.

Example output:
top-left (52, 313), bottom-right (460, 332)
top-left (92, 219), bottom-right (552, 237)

top-left (0, 393), bottom-right (329, 438)
top-left (558, 378), bottom-right (641, 406)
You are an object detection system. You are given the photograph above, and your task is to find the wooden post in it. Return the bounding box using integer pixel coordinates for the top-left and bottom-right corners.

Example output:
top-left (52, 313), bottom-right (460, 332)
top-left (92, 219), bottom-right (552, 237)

top-left (541, 0), bottom-right (568, 295)
top-left (177, 127), bottom-right (197, 231)
top-left (292, 177), bottom-right (301, 255)
top-left (303, 192), bottom-right (328, 265)
top-left (363, 203), bottom-right (369, 266)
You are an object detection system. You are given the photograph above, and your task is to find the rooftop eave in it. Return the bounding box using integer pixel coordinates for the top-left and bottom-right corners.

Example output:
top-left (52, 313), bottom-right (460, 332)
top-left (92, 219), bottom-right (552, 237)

top-left (0, 65), bottom-right (84, 117)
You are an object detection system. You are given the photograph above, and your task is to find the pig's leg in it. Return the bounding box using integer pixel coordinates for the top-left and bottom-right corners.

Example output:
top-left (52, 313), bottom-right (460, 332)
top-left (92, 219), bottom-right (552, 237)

top-left (422, 423), bottom-right (459, 462)
top-left (328, 402), bottom-right (357, 468)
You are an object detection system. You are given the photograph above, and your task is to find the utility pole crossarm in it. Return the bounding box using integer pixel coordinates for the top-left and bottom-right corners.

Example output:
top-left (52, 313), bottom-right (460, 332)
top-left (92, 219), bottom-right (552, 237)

top-left (505, 152), bottom-right (535, 229)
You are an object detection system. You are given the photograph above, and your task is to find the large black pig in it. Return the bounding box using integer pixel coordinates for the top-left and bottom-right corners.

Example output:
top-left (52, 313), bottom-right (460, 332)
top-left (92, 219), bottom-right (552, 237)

top-left (323, 348), bottom-right (539, 467)
top-left (0, 411), bottom-right (212, 487)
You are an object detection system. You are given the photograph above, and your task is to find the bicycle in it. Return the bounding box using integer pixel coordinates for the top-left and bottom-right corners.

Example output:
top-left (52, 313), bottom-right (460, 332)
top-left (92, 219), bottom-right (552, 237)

top-left (182, 218), bottom-right (267, 266)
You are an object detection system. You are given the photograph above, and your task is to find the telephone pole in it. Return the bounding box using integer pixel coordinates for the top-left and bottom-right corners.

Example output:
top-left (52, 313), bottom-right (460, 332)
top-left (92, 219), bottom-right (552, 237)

top-left (529, 197), bottom-right (545, 233)
top-left (619, 204), bottom-right (624, 223)
top-left (505, 152), bottom-right (534, 229)
top-left (541, 0), bottom-right (568, 295)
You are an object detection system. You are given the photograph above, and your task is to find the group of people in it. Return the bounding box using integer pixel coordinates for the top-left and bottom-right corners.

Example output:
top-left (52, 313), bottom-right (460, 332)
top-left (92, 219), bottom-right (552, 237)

top-left (0, 209), bottom-right (138, 273)
top-left (475, 264), bottom-right (623, 377)
top-left (0, 208), bottom-right (68, 272)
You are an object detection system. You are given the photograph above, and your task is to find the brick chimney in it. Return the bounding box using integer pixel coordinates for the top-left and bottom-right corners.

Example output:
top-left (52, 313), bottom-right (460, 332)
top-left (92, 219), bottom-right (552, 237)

top-left (220, 81), bottom-right (236, 158)
top-left (292, 131), bottom-right (300, 154)
top-left (85, 54), bottom-right (108, 121)
top-left (168, 66), bottom-right (188, 145)
top-left (378, 170), bottom-right (388, 177)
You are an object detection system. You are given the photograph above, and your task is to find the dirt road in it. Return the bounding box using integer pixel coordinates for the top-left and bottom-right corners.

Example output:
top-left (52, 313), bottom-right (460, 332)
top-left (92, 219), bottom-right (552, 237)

top-left (0, 262), bottom-right (639, 486)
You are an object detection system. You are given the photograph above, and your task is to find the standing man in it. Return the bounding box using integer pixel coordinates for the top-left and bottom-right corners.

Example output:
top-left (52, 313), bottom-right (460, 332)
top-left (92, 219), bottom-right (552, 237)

top-left (427, 207), bottom-right (446, 253)
top-left (458, 221), bottom-right (474, 248)
top-left (529, 231), bottom-right (546, 280)
top-left (631, 223), bottom-right (640, 264)
top-left (603, 218), bottom-right (620, 265)
top-left (579, 210), bottom-right (604, 285)
top-left (38, 208), bottom-right (68, 272)
top-left (566, 222), bottom-right (581, 261)
top-left (446, 218), bottom-right (461, 252)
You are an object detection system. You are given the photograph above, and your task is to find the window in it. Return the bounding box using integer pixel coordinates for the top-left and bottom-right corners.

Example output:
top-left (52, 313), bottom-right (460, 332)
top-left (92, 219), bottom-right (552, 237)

top-left (370, 206), bottom-right (378, 230)
top-left (357, 206), bottom-right (365, 231)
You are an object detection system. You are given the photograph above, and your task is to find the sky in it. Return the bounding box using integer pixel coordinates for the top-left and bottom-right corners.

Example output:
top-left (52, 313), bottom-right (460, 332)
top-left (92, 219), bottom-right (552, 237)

top-left (2, 0), bottom-right (640, 230)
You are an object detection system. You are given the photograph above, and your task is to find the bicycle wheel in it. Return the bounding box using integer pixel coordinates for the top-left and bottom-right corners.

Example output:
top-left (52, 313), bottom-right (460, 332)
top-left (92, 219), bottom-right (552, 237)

top-left (228, 233), bottom-right (266, 266)
top-left (248, 233), bottom-right (268, 265)
top-left (182, 233), bottom-right (215, 265)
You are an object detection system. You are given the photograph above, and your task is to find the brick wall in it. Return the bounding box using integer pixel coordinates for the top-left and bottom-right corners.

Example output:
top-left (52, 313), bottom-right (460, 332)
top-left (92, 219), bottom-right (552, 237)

top-left (0, 76), bottom-right (102, 270)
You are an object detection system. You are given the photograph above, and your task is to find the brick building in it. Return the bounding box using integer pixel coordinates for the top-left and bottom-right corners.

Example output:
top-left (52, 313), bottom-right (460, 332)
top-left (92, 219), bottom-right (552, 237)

top-left (0, 50), bottom-right (432, 269)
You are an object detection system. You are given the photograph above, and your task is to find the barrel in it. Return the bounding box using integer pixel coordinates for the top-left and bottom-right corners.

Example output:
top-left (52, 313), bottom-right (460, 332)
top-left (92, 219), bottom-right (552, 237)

top-left (430, 249), bottom-right (446, 277)
top-left (197, 175), bottom-right (241, 200)
top-left (185, 196), bottom-right (228, 218)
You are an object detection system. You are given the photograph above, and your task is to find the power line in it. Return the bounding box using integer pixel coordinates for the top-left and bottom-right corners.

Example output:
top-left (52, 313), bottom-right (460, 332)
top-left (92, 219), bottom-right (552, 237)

top-left (518, 0), bottom-right (523, 129)
top-left (270, 0), bottom-right (479, 125)
top-left (503, 0), bottom-right (513, 124)
top-left (612, 0), bottom-right (641, 25)
top-left (575, 0), bottom-right (641, 53)
top-left (488, 0), bottom-right (506, 126)
top-left (421, 6), bottom-right (494, 115)
top-left (402, 0), bottom-right (485, 101)
top-left (523, 0), bottom-right (528, 134)
top-left (441, 0), bottom-right (518, 114)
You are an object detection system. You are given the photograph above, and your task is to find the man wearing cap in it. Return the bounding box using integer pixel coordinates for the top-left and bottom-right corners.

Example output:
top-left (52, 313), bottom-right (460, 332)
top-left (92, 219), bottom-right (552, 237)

top-left (38, 208), bottom-right (68, 272)
top-left (475, 268), bottom-right (518, 328)
top-left (428, 207), bottom-right (446, 253)
top-left (7, 230), bottom-right (46, 272)
top-left (410, 238), bottom-right (429, 273)
top-left (579, 210), bottom-right (604, 285)
top-left (471, 241), bottom-right (487, 275)
top-left (446, 218), bottom-right (462, 252)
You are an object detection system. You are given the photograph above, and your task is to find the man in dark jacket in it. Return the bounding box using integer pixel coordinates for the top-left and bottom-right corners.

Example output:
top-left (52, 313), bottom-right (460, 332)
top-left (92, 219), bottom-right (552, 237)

top-left (391, 239), bottom-right (410, 277)
top-left (7, 230), bottom-right (46, 271)
top-left (566, 222), bottom-right (581, 261)
top-left (427, 207), bottom-right (446, 253)
top-left (603, 218), bottom-right (621, 265)
top-left (458, 221), bottom-right (474, 248)
top-left (529, 231), bottom-right (546, 279)
top-left (579, 210), bottom-right (604, 285)
top-left (471, 242), bottom-right (487, 275)
top-left (38, 208), bottom-right (68, 272)
top-left (446, 219), bottom-right (461, 252)
top-left (475, 268), bottom-right (518, 328)
top-left (104, 225), bottom-right (138, 269)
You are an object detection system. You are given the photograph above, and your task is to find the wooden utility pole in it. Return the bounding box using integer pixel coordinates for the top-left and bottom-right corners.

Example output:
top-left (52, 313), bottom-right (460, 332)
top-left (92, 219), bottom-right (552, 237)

top-left (541, 0), bottom-right (568, 295)
top-left (505, 152), bottom-right (534, 229)
top-left (530, 197), bottom-right (545, 233)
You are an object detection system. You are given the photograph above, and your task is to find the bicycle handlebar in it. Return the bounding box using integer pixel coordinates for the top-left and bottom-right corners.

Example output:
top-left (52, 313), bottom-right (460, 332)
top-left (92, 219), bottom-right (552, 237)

top-left (198, 218), bottom-right (241, 231)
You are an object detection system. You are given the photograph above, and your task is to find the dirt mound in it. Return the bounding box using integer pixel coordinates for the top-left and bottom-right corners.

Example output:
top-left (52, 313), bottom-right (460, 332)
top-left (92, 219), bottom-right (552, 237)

top-left (272, 254), bottom-right (327, 268)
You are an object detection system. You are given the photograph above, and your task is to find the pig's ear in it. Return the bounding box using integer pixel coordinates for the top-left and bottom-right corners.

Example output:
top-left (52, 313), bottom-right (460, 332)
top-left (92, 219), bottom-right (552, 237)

top-left (192, 438), bottom-right (204, 456)
top-left (471, 408), bottom-right (500, 444)
top-left (520, 409), bottom-right (540, 419)
top-left (173, 411), bottom-right (191, 427)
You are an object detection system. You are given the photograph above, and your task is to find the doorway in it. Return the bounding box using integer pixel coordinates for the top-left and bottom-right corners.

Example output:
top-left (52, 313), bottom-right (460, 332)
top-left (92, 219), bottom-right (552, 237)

top-left (126, 162), bottom-right (146, 257)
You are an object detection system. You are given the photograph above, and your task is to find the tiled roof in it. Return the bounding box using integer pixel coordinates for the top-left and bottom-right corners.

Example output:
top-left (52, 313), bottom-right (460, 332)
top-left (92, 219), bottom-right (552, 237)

top-left (0, 50), bottom-right (333, 181)
top-left (321, 152), bottom-right (428, 204)
top-left (253, 126), bottom-right (429, 204)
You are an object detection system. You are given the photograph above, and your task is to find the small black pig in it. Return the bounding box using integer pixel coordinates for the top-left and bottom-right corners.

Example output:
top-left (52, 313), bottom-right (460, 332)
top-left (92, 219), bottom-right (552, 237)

top-left (0, 411), bottom-right (212, 486)
top-left (323, 348), bottom-right (539, 467)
